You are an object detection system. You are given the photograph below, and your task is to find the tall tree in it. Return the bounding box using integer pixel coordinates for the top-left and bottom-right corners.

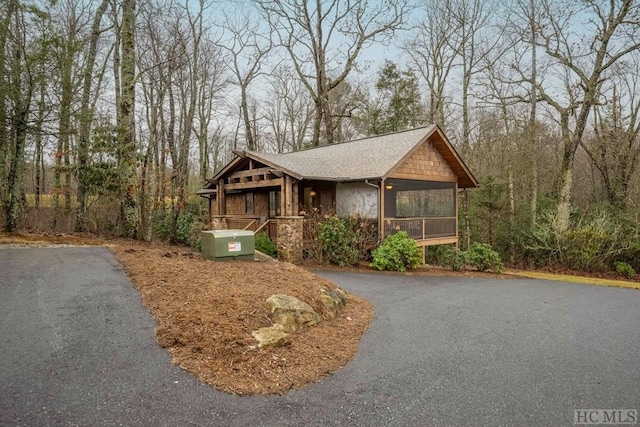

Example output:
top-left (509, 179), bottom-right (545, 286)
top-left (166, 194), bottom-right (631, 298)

top-left (583, 73), bottom-right (640, 209)
top-left (116, 0), bottom-right (137, 236)
top-left (526, 0), bottom-right (640, 234)
top-left (256, 0), bottom-right (410, 146)
top-left (451, 0), bottom-right (502, 250)
top-left (75, 0), bottom-right (110, 232)
top-left (265, 65), bottom-right (313, 152)
top-left (374, 60), bottom-right (424, 134)
top-left (4, 1), bottom-right (38, 231)
top-left (218, 10), bottom-right (271, 151)
top-left (0, 0), bottom-right (18, 221)
top-left (404, 0), bottom-right (459, 128)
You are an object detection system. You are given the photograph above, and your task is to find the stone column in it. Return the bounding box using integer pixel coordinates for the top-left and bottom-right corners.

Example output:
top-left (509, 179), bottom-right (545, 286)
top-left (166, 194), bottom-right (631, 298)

top-left (277, 216), bottom-right (304, 263)
top-left (211, 215), bottom-right (227, 230)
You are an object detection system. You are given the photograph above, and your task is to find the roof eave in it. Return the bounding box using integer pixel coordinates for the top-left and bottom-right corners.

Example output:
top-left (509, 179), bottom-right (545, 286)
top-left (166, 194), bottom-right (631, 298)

top-left (244, 151), bottom-right (304, 180)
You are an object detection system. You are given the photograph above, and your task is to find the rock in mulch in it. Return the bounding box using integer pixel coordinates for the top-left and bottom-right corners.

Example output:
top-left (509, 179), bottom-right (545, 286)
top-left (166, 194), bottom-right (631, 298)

top-left (252, 325), bottom-right (291, 349)
top-left (266, 294), bottom-right (321, 332)
top-left (319, 287), bottom-right (348, 319)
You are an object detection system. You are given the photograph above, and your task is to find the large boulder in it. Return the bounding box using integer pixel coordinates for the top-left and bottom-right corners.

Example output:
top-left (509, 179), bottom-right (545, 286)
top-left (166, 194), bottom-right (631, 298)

top-left (252, 325), bottom-right (290, 349)
top-left (266, 294), bottom-right (320, 332)
top-left (319, 287), bottom-right (348, 319)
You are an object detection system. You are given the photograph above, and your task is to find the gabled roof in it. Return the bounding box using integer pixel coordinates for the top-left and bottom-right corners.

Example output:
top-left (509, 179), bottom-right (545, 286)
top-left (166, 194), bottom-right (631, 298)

top-left (208, 125), bottom-right (478, 188)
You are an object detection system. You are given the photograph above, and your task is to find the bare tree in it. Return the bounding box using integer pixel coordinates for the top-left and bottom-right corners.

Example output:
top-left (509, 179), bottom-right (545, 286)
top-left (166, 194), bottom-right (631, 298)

top-left (75, 0), bottom-right (111, 232)
top-left (264, 65), bottom-right (313, 152)
top-left (454, 0), bottom-right (507, 249)
top-left (217, 10), bottom-right (271, 151)
top-left (404, 0), bottom-right (459, 128)
top-left (525, 0), bottom-right (640, 234)
top-left (256, 0), bottom-right (410, 146)
top-left (583, 66), bottom-right (640, 209)
top-left (4, 1), bottom-right (38, 231)
top-left (194, 40), bottom-right (227, 183)
top-left (0, 0), bottom-right (17, 219)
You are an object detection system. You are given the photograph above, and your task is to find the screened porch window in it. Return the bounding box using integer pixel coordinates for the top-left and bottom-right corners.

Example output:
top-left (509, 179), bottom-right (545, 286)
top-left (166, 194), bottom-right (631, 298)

top-left (383, 179), bottom-right (457, 240)
top-left (384, 180), bottom-right (456, 218)
top-left (396, 188), bottom-right (455, 217)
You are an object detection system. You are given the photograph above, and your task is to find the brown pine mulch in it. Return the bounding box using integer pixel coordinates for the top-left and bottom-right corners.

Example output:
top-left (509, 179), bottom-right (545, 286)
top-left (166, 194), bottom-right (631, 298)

top-left (110, 241), bottom-right (374, 395)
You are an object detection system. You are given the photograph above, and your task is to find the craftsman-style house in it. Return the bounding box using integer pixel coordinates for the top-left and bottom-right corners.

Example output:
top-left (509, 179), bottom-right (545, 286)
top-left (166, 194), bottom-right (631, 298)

top-left (197, 125), bottom-right (478, 262)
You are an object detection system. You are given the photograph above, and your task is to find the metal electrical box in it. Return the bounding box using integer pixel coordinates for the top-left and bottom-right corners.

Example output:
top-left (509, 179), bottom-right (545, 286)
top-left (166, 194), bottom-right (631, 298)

top-left (201, 230), bottom-right (255, 261)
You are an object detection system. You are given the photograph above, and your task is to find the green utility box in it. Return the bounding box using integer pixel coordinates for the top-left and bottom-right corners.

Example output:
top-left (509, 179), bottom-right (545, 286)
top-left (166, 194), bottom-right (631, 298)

top-left (201, 229), bottom-right (255, 261)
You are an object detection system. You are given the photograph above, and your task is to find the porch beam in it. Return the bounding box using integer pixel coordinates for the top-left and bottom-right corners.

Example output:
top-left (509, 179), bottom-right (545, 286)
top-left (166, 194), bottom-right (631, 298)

top-left (284, 175), bottom-right (293, 216)
top-left (292, 180), bottom-right (299, 215)
top-left (217, 179), bottom-right (226, 215)
top-left (415, 236), bottom-right (459, 247)
top-left (388, 172), bottom-right (457, 182)
top-left (228, 167), bottom-right (281, 180)
top-left (224, 178), bottom-right (284, 191)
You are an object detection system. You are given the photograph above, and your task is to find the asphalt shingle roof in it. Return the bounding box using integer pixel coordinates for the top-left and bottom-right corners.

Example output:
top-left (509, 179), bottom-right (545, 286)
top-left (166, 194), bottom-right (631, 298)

top-left (246, 126), bottom-right (437, 181)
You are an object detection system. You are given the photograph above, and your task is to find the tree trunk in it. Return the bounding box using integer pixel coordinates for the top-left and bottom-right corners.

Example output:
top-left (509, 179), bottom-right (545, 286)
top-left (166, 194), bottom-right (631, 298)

top-left (75, 0), bottom-right (109, 232)
top-left (0, 3), bottom-right (13, 215)
top-left (241, 85), bottom-right (254, 150)
top-left (528, 0), bottom-right (538, 227)
top-left (312, 97), bottom-right (322, 146)
top-left (5, 109), bottom-right (28, 231)
top-left (508, 167), bottom-right (515, 264)
top-left (5, 11), bottom-right (32, 232)
top-left (117, 0), bottom-right (137, 237)
top-left (555, 155), bottom-right (574, 235)
top-left (460, 189), bottom-right (471, 250)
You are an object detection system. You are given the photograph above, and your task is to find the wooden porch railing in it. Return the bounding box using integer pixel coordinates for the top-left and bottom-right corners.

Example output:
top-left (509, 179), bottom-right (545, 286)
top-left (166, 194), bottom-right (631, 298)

top-left (226, 217), bottom-right (259, 231)
top-left (384, 217), bottom-right (456, 240)
top-left (254, 219), bottom-right (278, 243)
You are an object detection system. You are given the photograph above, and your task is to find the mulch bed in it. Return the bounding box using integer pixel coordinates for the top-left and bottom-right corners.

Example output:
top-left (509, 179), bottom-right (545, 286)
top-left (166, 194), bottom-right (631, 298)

top-left (111, 241), bottom-right (374, 395)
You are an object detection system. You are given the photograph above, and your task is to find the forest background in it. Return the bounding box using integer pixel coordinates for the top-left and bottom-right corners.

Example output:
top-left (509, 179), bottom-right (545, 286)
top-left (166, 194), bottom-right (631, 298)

top-left (2, 0), bottom-right (639, 273)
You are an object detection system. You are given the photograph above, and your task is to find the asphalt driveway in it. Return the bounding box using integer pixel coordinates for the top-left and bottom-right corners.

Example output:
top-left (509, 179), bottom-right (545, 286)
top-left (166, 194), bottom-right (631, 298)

top-left (1, 246), bottom-right (638, 426)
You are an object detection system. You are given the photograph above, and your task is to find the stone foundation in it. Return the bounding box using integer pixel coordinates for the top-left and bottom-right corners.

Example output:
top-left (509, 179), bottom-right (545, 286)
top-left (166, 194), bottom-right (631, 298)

top-left (277, 216), bottom-right (304, 263)
top-left (211, 216), bottom-right (227, 230)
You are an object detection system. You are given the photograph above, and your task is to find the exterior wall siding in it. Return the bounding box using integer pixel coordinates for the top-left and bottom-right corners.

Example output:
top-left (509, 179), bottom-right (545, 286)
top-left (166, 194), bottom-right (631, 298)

top-left (336, 182), bottom-right (378, 218)
top-left (389, 139), bottom-right (457, 181)
top-left (254, 192), bottom-right (269, 220)
top-left (226, 194), bottom-right (246, 215)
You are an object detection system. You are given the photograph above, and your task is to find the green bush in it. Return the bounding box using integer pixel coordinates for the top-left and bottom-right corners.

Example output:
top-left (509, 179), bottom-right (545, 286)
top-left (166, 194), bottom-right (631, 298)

top-left (523, 210), bottom-right (562, 267)
top-left (255, 231), bottom-right (277, 257)
top-left (467, 242), bottom-right (504, 273)
top-left (151, 209), bottom-right (171, 240)
top-left (371, 231), bottom-right (423, 271)
top-left (318, 216), bottom-right (359, 266)
top-left (175, 212), bottom-right (205, 250)
top-left (176, 212), bottom-right (196, 243)
top-left (439, 245), bottom-right (468, 271)
top-left (524, 209), bottom-right (629, 272)
top-left (151, 208), bottom-right (201, 248)
top-left (561, 225), bottom-right (611, 271)
top-left (615, 261), bottom-right (636, 278)
top-left (341, 214), bottom-right (379, 261)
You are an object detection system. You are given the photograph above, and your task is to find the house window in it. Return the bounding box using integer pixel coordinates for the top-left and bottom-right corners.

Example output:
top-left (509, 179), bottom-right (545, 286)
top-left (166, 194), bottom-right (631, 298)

top-left (245, 193), bottom-right (254, 214)
top-left (268, 191), bottom-right (281, 218)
